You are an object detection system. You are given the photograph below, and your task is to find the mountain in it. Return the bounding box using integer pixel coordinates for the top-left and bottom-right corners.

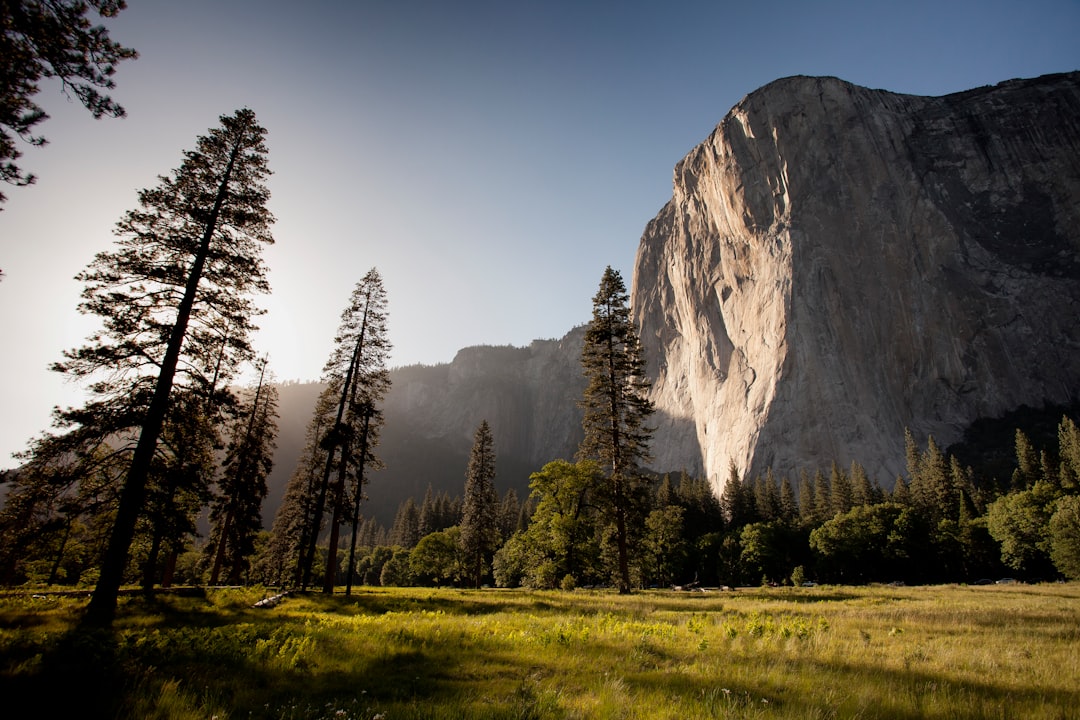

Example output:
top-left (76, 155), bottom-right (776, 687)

top-left (264, 329), bottom-right (587, 527)
top-left (264, 72), bottom-right (1080, 525)
top-left (632, 72), bottom-right (1080, 491)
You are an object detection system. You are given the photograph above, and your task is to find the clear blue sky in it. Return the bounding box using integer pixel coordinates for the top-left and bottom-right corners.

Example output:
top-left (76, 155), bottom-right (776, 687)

top-left (1, 0), bottom-right (1078, 467)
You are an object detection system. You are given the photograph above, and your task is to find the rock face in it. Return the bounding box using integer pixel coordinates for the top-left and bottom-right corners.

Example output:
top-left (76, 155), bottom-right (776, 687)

top-left (632, 72), bottom-right (1080, 491)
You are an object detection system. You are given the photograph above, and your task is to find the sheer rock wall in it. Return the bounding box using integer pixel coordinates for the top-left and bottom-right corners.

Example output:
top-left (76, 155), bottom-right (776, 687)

top-left (631, 73), bottom-right (1080, 491)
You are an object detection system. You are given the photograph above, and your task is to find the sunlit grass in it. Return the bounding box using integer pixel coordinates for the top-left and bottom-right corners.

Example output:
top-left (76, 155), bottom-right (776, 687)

top-left (1, 583), bottom-right (1078, 718)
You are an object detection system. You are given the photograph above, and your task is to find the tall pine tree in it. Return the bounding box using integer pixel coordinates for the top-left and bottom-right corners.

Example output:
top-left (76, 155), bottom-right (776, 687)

top-left (53, 108), bottom-right (274, 625)
top-left (578, 266), bottom-right (654, 593)
top-left (461, 420), bottom-right (499, 588)
top-left (299, 268), bottom-right (391, 593)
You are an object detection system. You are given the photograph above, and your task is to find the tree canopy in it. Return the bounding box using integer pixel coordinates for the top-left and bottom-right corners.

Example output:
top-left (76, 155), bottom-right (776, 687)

top-left (1, 0), bottom-right (136, 205)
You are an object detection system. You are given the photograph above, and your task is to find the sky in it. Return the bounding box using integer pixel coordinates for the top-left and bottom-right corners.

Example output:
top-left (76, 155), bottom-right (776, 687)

top-left (1, 0), bottom-right (1078, 468)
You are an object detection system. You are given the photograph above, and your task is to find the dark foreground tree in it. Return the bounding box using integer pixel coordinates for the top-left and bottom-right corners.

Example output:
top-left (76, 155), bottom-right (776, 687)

top-left (461, 420), bottom-right (499, 588)
top-left (206, 358), bottom-right (279, 585)
top-left (578, 266), bottom-right (654, 593)
top-left (1, 0), bottom-right (137, 205)
top-left (55, 108), bottom-right (274, 625)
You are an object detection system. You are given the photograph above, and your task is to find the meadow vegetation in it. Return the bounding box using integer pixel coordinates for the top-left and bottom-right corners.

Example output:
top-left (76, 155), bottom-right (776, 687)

top-left (1, 583), bottom-right (1077, 719)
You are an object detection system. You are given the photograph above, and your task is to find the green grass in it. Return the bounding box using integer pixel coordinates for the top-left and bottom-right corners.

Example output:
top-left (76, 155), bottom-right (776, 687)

top-left (1, 583), bottom-right (1078, 719)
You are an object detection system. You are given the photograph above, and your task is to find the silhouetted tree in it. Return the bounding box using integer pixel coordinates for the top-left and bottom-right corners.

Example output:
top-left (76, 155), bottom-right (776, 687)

top-left (299, 268), bottom-right (391, 593)
top-left (53, 109), bottom-right (274, 625)
top-left (389, 498), bottom-right (420, 549)
top-left (578, 266), bottom-right (654, 593)
top-left (1, 0), bottom-right (136, 206)
top-left (461, 420), bottom-right (499, 588)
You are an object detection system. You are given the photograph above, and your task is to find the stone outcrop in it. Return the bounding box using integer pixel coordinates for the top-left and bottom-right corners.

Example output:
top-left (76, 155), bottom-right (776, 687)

top-left (632, 72), bottom-right (1080, 491)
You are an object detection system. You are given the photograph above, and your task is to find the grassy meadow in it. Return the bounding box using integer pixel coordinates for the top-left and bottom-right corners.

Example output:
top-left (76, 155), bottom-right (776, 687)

top-left (0, 583), bottom-right (1077, 719)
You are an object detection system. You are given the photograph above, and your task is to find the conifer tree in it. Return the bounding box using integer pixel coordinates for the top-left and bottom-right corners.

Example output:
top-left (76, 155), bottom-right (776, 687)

top-left (850, 461), bottom-right (876, 507)
top-left (52, 108), bottom-right (274, 625)
top-left (299, 268), bottom-right (391, 593)
top-left (461, 420), bottom-right (499, 588)
top-left (389, 498), bottom-right (420, 549)
top-left (779, 475), bottom-right (799, 525)
top-left (418, 484), bottom-right (437, 538)
top-left (497, 489), bottom-right (521, 541)
top-left (813, 470), bottom-right (832, 524)
top-left (721, 462), bottom-right (749, 527)
top-left (830, 462), bottom-right (854, 516)
top-left (578, 267), bottom-right (654, 594)
top-left (206, 359), bottom-right (279, 585)
top-left (1, 0), bottom-right (137, 206)
top-left (1058, 416), bottom-right (1080, 492)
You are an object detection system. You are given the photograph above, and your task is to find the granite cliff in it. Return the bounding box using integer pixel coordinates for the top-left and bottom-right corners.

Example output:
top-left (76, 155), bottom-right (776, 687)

top-left (632, 72), bottom-right (1080, 491)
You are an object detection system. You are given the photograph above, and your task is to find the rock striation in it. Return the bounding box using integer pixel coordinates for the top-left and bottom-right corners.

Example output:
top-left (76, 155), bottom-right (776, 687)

top-left (632, 72), bottom-right (1080, 491)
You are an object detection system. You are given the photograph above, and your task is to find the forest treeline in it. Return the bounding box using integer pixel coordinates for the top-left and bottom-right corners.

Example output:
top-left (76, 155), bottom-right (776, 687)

top-left (256, 414), bottom-right (1080, 590)
top-left (4, 409), bottom-right (1079, 592)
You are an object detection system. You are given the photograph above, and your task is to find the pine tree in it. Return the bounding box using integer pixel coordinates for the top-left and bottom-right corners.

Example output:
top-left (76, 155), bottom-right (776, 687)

top-left (779, 475), bottom-right (799, 525)
top-left (813, 470), bottom-right (832, 524)
top-left (389, 498), bottom-right (420, 549)
top-left (1059, 416), bottom-right (1080, 492)
top-left (851, 461), bottom-right (876, 507)
top-left (418, 484), bottom-right (437, 537)
top-left (55, 109), bottom-right (274, 625)
top-left (497, 489), bottom-right (521, 542)
top-left (1012, 429), bottom-right (1041, 490)
top-left (720, 462), bottom-right (748, 527)
top-left (578, 266), bottom-right (654, 594)
top-left (830, 462), bottom-right (854, 516)
top-left (206, 358), bottom-right (279, 585)
top-left (1, 0), bottom-right (137, 206)
top-left (461, 420), bottom-right (499, 588)
top-left (298, 268), bottom-right (391, 593)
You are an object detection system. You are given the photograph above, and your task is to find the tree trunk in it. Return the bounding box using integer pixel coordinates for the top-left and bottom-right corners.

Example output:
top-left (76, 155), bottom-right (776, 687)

top-left (208, 511), bottom-right (233, 585)
top-left (142, 527), bottom-right (163, 596)
top-left (83, 123), bottom-right (247, 627)
top-left (344, 411), bottom-right (372, 597)
top-left (301, 300), bottom-right (368, 590)
top-left (47, 518), bottom-right (73, 586)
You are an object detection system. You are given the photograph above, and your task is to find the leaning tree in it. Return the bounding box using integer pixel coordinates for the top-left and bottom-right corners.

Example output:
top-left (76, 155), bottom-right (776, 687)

top-left (578, 266), bottom-right (654, 594)
top-left (298, 268), bottom-right (391, 593)
top-left (45, 108), bottom-right (275, 625)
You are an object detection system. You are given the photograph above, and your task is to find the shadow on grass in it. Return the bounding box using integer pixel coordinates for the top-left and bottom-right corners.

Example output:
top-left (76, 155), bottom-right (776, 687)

top-left (0, 626), bottom-right (129, 719)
